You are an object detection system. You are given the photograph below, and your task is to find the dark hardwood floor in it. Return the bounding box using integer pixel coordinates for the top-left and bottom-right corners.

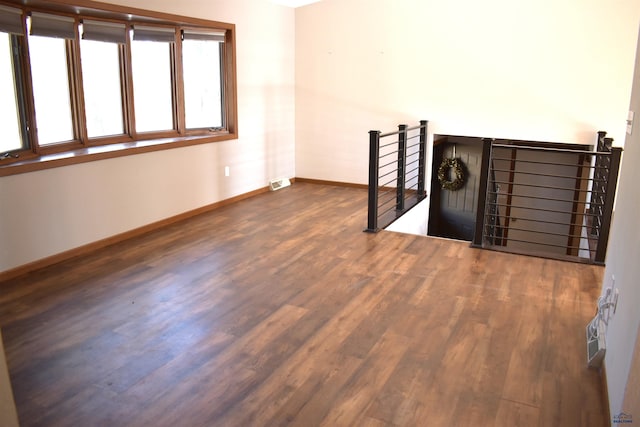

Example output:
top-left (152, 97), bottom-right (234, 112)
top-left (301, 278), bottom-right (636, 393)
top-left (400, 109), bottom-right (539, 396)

top-left (0, 183), bottom-right (606, 426)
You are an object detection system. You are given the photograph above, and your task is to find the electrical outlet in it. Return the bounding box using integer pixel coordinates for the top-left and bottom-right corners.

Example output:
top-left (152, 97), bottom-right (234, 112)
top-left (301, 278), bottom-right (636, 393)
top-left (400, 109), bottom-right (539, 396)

top-left (224, 166), bottom-right (230, 177)
top-left (602, 283), bottom-right (615, 322)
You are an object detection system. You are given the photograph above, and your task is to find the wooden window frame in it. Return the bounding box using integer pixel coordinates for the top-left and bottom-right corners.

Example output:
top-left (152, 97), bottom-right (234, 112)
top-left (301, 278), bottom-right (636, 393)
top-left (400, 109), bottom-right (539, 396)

top-left (0, 0), bottom-right (238, 177)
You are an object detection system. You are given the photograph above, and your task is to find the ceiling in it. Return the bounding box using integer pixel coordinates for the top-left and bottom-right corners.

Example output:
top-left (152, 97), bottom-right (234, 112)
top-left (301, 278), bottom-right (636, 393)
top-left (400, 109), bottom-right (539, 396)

top-left (268, 0), bottom-right (321, 8)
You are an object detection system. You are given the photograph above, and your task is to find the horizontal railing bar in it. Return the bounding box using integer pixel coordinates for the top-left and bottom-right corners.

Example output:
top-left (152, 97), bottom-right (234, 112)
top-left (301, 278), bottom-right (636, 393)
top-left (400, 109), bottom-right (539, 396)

top-left (405, 171), bottom-right (419, 181)
top-left (491, 157), bottom-right (610, 169)
top-left (377, 199), bottom-right (396, 211)
top-left (494, 215), bottom-right (604, 229)
top-left (406, 134), bottom-right (421, 141)
top-left (379, 140), bottom-right (399, 149)
top-left (491, 180), bottom-right (600, 194)
top-left (406, 166), bottom-right (420, 176)
top-left (379, 150), bottom-right (399, 160)
top-left (378, 187), bottom-right (396, 200)
top-left (487, 201), bottom-right (598, 217)
top-left (379, 191), bottom-right (424, 219)
top-left (379, 169), bottom-right (397, 181)
top-left (492, 143), bottom-right (612, 156)
top-left (485, 239), bottom-right (596, 256)
top-left (492, 169), bottom-right (607, 185)
top-left (491, 157), bottom-right (580, 168)
top-left (405, 182), bottom-right (418, 191)
top-left (377, 195), bottom-right (396, 210)
top-left (483, 234), bottom-right (592, 252)
top-left (405, 158), bottom-right (420, 168)
top-left (488, 225), bottom-right (598, 241)
top-left (495, 214), bottom-right (598, 229)
top-left (487, 191), bottom-right (605, 207)
top-left (378, 204), bottom-right (398, 217)
top-left (379, 124), bottom-right (426, 138)
top-left (404, 181), bottom-right (418, 190)
top-left (405, 124), bottom-right (427, 132)
top-left (491, 168), bottom-right (599, 181)
top-left (485, 234), bottom-right (598, 252)
top-left (379, 159), bottom-right (398, 170)
top-left (380, 177), bottom-right (399, 188)
top-left (404, 182), bottom-right (419, 190)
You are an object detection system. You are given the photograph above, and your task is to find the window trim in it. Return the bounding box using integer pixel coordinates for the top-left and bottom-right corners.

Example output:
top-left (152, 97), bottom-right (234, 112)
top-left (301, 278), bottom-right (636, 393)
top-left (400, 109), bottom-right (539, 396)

top-left (0, 0), bottom-right (238, 177)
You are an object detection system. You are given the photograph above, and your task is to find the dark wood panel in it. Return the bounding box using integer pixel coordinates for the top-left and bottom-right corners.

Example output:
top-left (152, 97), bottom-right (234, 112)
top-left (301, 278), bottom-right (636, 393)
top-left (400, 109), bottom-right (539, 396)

top-left (429, 137), bottom-right (484, 241)
top-left (0, 183), bottom-right (606, 426)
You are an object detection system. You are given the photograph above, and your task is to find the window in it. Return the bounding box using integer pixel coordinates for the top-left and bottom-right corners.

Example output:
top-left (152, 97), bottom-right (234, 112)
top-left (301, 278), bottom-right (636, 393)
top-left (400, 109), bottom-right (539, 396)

top-left (80, 21), bottom-right (127, 138)
top-left (182, 30), bottom-right (225, 130)
top-left (0, 33), bottom-right (23, 153)
top-left (27, 12), bottom-right (76, 146)
top-left (27, 35), bottom-right (75, 145)
top-left (0, 5), bottom-right (27, 154)
top-left (81, 39), bottom-right (125, 137)
top-left (131, 26), bottom-right (175, 133)
top-left (0, 3), bottom-right (237, 176)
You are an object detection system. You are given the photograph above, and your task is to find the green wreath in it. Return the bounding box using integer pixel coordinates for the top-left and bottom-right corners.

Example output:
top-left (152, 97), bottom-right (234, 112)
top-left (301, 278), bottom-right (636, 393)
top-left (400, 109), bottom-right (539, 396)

top-left (437, 158), bottom-right (466, 191)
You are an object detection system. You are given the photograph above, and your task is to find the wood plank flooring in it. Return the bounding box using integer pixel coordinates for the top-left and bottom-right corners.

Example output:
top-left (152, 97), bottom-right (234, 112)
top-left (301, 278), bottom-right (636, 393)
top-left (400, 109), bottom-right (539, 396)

top-left (0, 183), bottom-right (606, 426)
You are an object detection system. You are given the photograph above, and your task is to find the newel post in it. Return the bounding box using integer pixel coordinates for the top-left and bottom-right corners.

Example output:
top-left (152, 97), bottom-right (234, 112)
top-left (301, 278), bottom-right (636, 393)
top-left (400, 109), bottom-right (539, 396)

top-left (365, 130), bottom-right (381, 232)
top-left (417, 120), bottom-right (428, 197)
top-left (594, 146), bottom-right (622, 264)
top-left (471, 138), bottom-right (493, 248)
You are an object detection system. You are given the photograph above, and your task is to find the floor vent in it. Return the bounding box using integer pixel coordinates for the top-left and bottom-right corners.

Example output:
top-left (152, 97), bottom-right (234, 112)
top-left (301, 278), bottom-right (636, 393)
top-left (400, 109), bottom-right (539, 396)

top-left (269, 177), bottom-right (291, 191)
top-left (586, 319), bottom-right (606, 368)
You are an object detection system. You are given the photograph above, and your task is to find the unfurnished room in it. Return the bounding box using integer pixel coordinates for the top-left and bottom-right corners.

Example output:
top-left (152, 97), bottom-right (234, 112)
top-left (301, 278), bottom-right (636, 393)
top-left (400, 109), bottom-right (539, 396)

top-left (1, 0), bottom-right (640, 426)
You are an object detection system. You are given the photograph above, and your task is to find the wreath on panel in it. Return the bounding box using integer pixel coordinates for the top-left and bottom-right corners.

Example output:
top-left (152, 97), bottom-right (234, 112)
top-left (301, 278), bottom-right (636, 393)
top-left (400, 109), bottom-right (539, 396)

top-left (437, 158), bottom-right (466, 191)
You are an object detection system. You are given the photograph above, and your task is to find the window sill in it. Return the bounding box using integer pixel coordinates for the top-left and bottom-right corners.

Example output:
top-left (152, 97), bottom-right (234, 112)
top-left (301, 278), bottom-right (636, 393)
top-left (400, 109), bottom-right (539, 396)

top-left (0, 132), bottom-right (236, 177)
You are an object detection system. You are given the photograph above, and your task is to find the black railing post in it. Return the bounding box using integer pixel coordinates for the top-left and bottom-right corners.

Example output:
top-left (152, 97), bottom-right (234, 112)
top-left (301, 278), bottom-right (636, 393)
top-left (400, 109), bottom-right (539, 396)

top-left (596, 131), bottom-right (608, 151)
top-left (365, 130), bottom-right (381, 232)
top-left (591, 135), bottom-right (613, 235)
top-left (594, 147), bottom-right (622, 264)
top-left (417, 120), bottom-right (428, 197)
top-left (471, 138), bottom-right (493, 248)
top-left (396, 124), bottom-right (407, 211)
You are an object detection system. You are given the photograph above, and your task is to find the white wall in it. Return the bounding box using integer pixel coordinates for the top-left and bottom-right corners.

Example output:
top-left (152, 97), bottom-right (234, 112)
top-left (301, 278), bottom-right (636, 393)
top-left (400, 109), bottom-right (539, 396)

top-left (295, 0), bottom-right (640, 184)
top-left (602, 26), bottom-right (640, 419)
top-left (0, 0), bottom-right (295, 273)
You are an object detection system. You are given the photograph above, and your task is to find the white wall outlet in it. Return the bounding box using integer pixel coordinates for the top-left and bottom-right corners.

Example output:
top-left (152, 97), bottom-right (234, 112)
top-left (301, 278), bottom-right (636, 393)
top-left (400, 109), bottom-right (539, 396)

top-left (627, 111), bottom-right (634, 135)
top-left (224, 166), bottom-right (230, 177)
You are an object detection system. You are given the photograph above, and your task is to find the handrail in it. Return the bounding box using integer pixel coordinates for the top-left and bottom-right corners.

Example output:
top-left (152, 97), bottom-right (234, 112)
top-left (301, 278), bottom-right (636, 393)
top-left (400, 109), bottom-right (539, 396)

top-left (379, 123), bottom-right (426, 138)
top-left (492, 143), bottom-right (613, 155)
